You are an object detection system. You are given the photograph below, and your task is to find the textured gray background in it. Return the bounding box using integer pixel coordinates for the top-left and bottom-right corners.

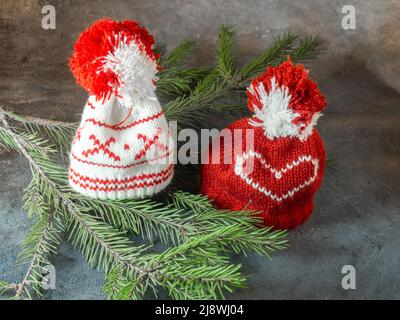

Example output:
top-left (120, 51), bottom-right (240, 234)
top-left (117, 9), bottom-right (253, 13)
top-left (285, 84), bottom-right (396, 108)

top-left (1, 0), bottom-right (400, 299)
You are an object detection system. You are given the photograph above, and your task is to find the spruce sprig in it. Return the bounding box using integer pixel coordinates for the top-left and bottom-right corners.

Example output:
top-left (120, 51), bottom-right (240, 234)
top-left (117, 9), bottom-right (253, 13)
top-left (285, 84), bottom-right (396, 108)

top-left (240, 33), bottom-right (299, 80)
top-left (160, 39), bottom-right (195, 67)
top-left (0, 113), bottom-right (246, 299)
top-left (172, 191), bottom-right (288, 257)
top-left (5, 110), bottom-right (77, 153)
top-left (13, 212), bottom-right (64, 299)
top-left (216, 25), bottom-right (236, 76)
top-left (0, 281), bottom-right (15, 296)
top-left (163, 28), bottom-right (322, 129)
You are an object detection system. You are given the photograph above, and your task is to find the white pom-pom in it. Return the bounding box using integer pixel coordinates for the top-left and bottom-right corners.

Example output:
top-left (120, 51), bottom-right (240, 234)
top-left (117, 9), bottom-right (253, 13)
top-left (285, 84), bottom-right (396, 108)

top-left (248, 77), bottom-right (321, 141)
top-left (101, 34), bottom-right (158, 106)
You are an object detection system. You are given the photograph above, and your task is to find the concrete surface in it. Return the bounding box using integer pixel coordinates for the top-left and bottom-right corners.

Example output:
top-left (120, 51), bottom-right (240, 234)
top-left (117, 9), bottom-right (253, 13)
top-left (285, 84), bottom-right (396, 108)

top-left (1, 0), bottom-right (400, 299)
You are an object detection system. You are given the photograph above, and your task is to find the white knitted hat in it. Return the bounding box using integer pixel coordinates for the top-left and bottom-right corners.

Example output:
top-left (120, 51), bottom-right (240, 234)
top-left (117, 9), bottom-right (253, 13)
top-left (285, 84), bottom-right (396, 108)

top-left (68, 19), bottom-right (174, 199)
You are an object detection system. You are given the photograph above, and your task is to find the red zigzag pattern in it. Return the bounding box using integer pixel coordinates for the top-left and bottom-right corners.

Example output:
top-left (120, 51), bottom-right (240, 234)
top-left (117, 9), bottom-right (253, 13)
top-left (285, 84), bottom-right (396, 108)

top-left (72, 150), bottom-right (171, 169)
top-left (85, 110), bottom-right (164, 131)
top-left (69, 166), bottom-right (173, 192)
top-left (81, 135), bottom-right (121, 161)
top-left (69, 165), bottom-right (173, 185)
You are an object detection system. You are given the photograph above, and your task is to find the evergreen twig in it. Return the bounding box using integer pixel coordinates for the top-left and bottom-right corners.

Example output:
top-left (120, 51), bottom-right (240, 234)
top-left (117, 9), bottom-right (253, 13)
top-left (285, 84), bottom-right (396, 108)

top-left (164, 28), bottom-right (322, 130)
top-left (240, 33), bottom-right (298, 81)
top-left (216, 25), bottom-right (236, 76)
top-left (0, 281), bottom-right (16, 295)
top-left (172, 191), bottom-right (288, 257)
top-left (0, 108), bottom-right (247, 299)
top-left (5, 110), bottom-right (77, 153)
top-left (160, 39), bottom-right (195, 67)
top-left (13, 213), bottom-right (64, 300)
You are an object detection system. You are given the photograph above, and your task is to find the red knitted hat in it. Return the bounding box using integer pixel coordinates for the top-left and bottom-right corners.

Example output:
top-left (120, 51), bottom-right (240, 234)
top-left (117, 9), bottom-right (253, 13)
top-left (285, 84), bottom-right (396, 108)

top-left (201, 59), bottom-right (327, 229)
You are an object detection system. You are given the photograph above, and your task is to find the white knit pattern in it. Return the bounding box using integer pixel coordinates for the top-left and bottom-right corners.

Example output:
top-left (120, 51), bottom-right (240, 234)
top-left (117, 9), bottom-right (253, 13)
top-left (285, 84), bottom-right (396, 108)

top-left (234, 150), bottom-right (319, 202)
top-left (69, 94), bottom-right (174, 199)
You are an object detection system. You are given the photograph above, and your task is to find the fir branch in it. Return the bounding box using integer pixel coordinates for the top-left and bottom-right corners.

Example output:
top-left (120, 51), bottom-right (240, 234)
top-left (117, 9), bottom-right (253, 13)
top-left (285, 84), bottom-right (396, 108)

top-left (164, 72), bottom-right (239, 128)
top-left (144, 226), bottom-right (247, 299)
top-left (13, 213), bottom-right (64, 300)
top-left (157, 39), bottom-right (207, 100)
top-left (0, 124), bottom-right (52, 158)
top-left (162, 27), bottom-right (240, 125)
top-left (162, 263), bottom-right (244, 300)
top-left (6, 111), bottom-right (76, 130)
top-left (211, 102), bottom-right (251, 118)
top-left (157, 67), bottom-right (211, 99)
top-left (68, 196), bottom-right (244, 299)
top-left (104, 226), bottom-right (247, 300)
top-left (65, 202), bottom-right (149, 274)
top-left (0, 281), bottom-right (16, 295)
top-left (72, 197), bottom-right (245, 299)
top-left (79, 196), bottom-right (192, 245)
top-left (1, 107), bottom-right (287, 261)
top-left (0, 125), bottom-right (19, 151)
top-left (216, 25), bottom-right (236, 76)
top-left (0, 110), bottom-right (149, 279)
top-left (172, 191), bottom-right (288, 257)
top-left (163, 29), bottom-right (323, 129)
top-left (160, 39), bottom-right (195, 68)
top-left (0, 110), bottom-right (64, 300)
top-left (240, 33), bottom-right (298, 80)
top-left (103, 266), bottom-right (144, 300)
top-left (0, 110), bottom-right (55, 174)
top-left (0, 111), bottom-right (247, 300)
top-left (80, 190), bottom-right (288, 259)
top-left (4, 109), bottom-right (77, 153)
top-left (290, 36), bottom-right (323, 63)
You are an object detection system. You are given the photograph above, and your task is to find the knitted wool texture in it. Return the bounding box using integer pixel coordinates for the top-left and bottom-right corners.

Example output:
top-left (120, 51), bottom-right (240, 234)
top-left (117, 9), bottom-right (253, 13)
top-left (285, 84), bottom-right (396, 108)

top-left (68, 19), bottom-right (174, 199)
top-left (201, 59), bottom-right (327, 229)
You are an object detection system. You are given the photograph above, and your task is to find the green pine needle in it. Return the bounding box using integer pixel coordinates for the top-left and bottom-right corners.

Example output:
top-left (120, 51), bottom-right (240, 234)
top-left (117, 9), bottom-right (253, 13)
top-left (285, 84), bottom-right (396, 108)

top-left (13, 214), bottom-right (64, 299)
top-left (4, 110), bottom-right (77, 154)
top-left (0, 281), bottom-right (14, 296)
top-left (240, 33), bottom-right (298, 80)
top-left (172, 191), bottom-right (288, 257)
top-left (161, 39), bottom-right (195, 68)
top-left (290, 36), bottom-right (324, 63)
top-left (216, 25), bottom-right (236, 76)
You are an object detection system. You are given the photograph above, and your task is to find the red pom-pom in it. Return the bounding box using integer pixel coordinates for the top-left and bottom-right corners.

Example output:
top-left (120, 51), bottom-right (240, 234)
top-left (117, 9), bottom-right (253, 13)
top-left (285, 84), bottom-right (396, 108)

top-left (69, 18), bottom-right (159, 99)
top-left (247, 58), bottom-right (326, 137)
